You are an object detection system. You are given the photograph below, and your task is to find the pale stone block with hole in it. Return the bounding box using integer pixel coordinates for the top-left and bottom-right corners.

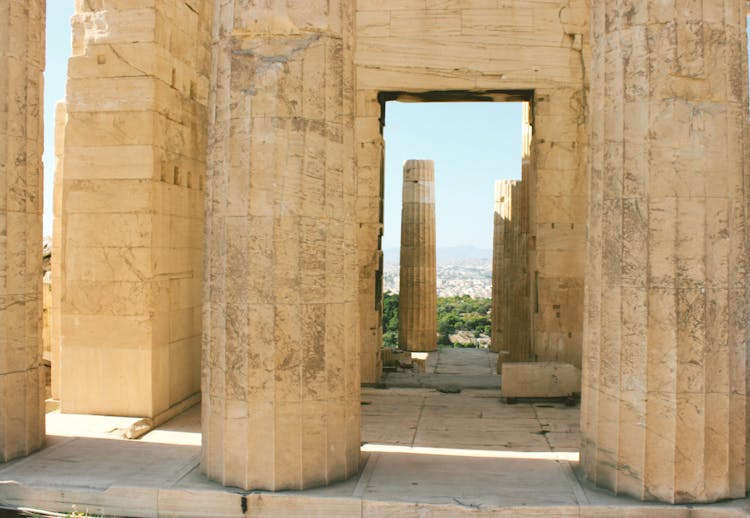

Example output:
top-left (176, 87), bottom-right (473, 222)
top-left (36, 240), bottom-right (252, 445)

top-left (501, 362), bottom-right (581, 399)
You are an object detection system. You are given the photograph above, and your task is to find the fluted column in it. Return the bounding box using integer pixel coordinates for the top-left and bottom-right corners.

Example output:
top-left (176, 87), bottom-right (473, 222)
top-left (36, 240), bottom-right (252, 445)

top-left (0, 0), bottom-right (46, 462)
top-left (491, 180), bottom-right (514, 355)
top-left (506, 179), bottom-right (531, 363)
top-left (202, 2), bottom-right (360, 490)
top-left (490, 181), bottom-right (504, 354)
top-left (582, 1), bottom-right (748, 502)
top-left (398, 160), bottom-right (437, 352)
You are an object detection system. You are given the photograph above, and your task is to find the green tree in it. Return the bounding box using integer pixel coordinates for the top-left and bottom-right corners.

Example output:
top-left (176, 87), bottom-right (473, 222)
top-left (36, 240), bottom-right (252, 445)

top-left (381, 292), bottom-right (492, 349)
top-left (382, 292), bottom-right (400, 348)
top-left (436, 295), bottom-right (492, 347)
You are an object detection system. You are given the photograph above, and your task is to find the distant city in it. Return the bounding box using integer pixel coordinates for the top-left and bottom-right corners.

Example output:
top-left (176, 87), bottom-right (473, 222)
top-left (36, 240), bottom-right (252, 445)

top-left (382, 246), bottom-right (492, 298)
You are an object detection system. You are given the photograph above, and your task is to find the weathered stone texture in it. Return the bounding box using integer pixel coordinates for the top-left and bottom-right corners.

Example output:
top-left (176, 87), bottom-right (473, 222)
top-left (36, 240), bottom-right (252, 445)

top-left (398, 160), bottom-right (437, 353)
top-left (582, 1), bottom-right (748, 503)
top-left (531, 89), bottom-right (587, 368)
top-left (357, 92), bottom-right (384, 385)
top-left (50, 101), bottom-right (65, 400)
top-left (502, 362), bottom-right (581, 399)
top-left (504, 179), bottom-right (531, 364)
top-left (355, 0), bottom-right (588, 91)
top-left (490, 180), bottom-right (509, 354)
top-left (491, 179), bottom-right (530, 367)
top-left (0, 0), bottom-right (46, 462)
top-left (61, 0), bottom-right (210, 417)
top-left (202, 2), bottom-right (360, 491)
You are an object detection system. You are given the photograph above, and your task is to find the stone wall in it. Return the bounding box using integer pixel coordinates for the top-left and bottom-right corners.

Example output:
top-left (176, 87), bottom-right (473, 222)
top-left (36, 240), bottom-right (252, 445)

top-left (356, 94), bottom-right (384, 384)
top-left (60, 0), bottom-right (210, 418)
top-left (0, 0), bottom-right (45, 462)
top-left (530, 87), bottom-right (587, 368)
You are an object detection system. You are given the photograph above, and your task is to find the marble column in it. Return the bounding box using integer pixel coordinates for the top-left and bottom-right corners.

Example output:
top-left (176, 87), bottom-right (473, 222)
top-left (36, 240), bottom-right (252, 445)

top-left (582, 0), bottom-right (748, 502)
top-left (491, 180), bottom-right (516, 359)
top-left (202, 2), bottom-right (360, 490)
top-left (506, 179), bottom-right (531, 364)
top-left (0, 0), bottom-right (46, 462)
top-left (398, 160), bottom-right (437, 352)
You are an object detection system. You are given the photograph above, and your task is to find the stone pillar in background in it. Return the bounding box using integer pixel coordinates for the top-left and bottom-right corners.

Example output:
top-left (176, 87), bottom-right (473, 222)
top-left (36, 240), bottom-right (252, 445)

top-left (202, 2), bottom-right (360, 490)
top-left (398, 160), bottom-right (437, 352)
top-left (50, 102), bottom-right (66, 400)
top-left (582, 1), bottom-right (748, 502)
top-left (0, 0), bottom-right (46, 462)
top-left (505, 179), bottom-right (531, 364)
top-left (491, 180), bottom-right (516, 359)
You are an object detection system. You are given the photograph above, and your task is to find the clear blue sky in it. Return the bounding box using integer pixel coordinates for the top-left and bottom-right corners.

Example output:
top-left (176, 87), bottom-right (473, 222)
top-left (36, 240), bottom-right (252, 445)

top-left (42, 5), bottom-right (521, 247)
top-left (43, 1), bottom-right (75, 236)
top-left (383, 102), bottom-right (522, 250)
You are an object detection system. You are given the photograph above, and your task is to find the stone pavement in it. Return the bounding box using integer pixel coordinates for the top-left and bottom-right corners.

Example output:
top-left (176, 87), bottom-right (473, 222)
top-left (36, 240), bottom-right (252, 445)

top-left (381, 347), bottom-right (500, 389)
top-left (0, 349), bottom-right (748, 516)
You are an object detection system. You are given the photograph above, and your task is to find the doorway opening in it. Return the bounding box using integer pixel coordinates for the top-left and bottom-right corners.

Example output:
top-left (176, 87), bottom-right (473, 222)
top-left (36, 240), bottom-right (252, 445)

top-left (379, 96), bottom-right (525, 388)
top-left (359, 93), bottom-right (582, 500)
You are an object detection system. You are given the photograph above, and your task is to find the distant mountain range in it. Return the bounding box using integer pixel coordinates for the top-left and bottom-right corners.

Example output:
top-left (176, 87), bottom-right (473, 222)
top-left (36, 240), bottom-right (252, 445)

top-left (383, 245), bottom-right (492, 265)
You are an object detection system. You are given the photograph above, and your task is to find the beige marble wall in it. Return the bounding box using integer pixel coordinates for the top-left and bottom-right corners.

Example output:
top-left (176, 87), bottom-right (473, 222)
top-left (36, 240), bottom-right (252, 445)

top-left (202, 1), bottom-right (361, 490)
top-left (582, 0), bottom-right (748, 502)
top-left (0, 0), bottom-right (46, 462)
top-left (531, 88), bottom-right (587, 368)
top-left (398, 160), bottom-right (437, 352)
top-left (61, 0), bottom-right (209, 418)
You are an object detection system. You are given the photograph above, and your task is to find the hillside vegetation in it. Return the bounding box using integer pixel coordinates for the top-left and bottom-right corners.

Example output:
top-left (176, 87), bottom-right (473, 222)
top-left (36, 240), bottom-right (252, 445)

top-left (382, 292), bottom-right (491, 348)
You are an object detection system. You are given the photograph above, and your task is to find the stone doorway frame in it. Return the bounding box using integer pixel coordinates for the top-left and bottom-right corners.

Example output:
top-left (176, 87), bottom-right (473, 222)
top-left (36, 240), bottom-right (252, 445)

top-left (358, 89), bottom-right (582, 384)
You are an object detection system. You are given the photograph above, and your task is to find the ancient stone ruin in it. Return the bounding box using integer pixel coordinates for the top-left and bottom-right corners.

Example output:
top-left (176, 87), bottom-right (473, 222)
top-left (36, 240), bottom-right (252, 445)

top-left (1, 0), bottom-right (749, 507)
top-left (398, 159), bottom-right (437, 353)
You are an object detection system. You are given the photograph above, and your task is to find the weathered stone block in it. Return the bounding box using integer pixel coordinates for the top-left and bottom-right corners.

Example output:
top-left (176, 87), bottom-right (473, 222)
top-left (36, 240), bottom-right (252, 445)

top-left (501, 362), bottom-right (581, 399)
